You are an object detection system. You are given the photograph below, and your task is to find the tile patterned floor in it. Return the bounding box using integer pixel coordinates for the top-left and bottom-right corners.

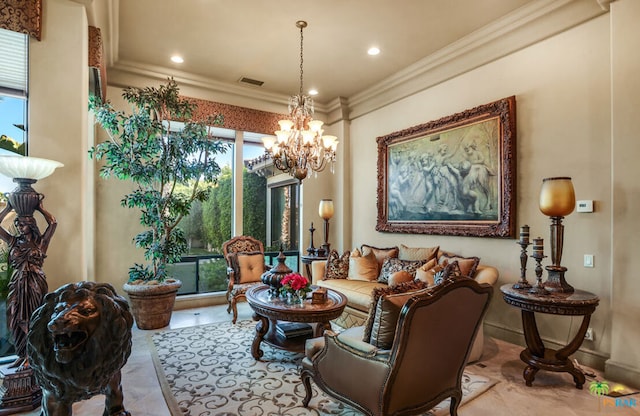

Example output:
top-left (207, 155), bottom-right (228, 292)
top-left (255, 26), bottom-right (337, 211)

top-left (9, 302), bottom-right (640, 415)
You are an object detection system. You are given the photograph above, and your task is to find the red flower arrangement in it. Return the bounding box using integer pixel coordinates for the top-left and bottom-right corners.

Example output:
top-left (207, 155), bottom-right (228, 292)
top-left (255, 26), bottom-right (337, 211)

top-left (279, 273), bottom-right (311, 298)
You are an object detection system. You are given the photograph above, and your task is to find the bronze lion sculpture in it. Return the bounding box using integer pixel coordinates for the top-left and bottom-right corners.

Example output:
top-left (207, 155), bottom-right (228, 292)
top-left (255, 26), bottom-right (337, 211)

top-left (27, 281), bottom-right (134, 416)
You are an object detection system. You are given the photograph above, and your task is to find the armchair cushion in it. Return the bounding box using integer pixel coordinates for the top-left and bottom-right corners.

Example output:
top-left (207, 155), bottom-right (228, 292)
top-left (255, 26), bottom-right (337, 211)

top-left (236, 252), bottom-right (266, 283)
top-left (362, 280), bottom-right (432, 346)
top-left (325, 249), bottom-right (350, 280)
top-left (398, 244), bottom-right (439, 262)
top-left (348, 249), bottom-right (379, 281)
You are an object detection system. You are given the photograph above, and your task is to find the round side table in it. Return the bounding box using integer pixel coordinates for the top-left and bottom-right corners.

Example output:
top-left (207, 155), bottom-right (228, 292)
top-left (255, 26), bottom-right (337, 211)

top-left (500, 284), bottom-right (599, 389)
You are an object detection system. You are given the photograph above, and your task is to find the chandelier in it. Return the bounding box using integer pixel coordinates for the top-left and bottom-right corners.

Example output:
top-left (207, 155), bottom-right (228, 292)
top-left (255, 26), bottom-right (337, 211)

top-left (262, 20), bottom-right (338, 181)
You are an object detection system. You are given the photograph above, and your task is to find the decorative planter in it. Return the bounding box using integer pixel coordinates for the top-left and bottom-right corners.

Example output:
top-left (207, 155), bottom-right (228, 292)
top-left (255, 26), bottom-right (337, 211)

top-left (123, 279), bottom-right (182, 330)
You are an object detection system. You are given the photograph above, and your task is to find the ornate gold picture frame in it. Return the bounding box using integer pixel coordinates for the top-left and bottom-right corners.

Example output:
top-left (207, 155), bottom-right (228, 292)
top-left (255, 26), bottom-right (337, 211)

top-left (376, 96), bottom-right (516, 237)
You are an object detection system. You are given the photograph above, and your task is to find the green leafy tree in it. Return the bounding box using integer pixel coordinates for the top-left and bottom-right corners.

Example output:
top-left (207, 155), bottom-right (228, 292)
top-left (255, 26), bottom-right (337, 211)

top-left (202, 165), bottom-right (232, 253)
top-left (242, 169), bottom-right (266, 244)
top-left (89, 78), bottom-right (229, 282)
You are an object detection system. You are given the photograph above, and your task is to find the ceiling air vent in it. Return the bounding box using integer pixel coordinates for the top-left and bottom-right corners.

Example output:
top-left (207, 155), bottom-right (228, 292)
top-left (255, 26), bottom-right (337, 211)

top-left (239, 77), bottom-right (264, 87)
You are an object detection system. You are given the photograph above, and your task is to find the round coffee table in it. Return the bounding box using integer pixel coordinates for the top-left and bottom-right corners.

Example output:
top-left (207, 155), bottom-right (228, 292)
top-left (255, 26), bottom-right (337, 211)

top-left (246, 284), bottom-right (347, 360)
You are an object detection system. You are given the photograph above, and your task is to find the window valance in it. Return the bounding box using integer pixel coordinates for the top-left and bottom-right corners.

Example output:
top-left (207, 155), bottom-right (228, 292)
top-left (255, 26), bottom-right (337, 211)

top-left (0, 0), bottom-right (42, 41)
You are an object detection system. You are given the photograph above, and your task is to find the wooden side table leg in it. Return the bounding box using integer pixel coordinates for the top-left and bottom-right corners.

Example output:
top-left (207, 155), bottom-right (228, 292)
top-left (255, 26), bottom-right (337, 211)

top-left (521, 311), bottom-right (545, 357)
top-left (556, 314), bottom-right (592, 389)
top-left (523, 365), bottom-right (539, 387)
top-left (251, 313), bottom-right (268, 360)
top-left (314, 321), bottom-right (331, 338)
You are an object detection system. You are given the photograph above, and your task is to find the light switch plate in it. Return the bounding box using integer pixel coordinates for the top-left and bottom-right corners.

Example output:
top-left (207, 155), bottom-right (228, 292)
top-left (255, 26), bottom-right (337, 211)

top-left (584, 254), bottom-right (594, 268)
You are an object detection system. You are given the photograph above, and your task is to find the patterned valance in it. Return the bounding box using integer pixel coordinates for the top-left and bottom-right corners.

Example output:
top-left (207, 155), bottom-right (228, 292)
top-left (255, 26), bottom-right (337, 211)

top-left (185, 97), bottom-right (286, 136)
top-left (0, 0), bottom-right (42, 41)
top-left (89, 26), bottom-right (107, 100)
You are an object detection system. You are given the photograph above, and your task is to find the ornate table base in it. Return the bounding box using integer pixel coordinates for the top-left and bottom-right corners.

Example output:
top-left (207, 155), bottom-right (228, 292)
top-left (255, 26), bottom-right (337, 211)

top-left (500, 284), bottom-right (599, 389)
top-left (0, 364), bottom-right (41, 415)
top-left (519, 310), bottom-right (591, 388)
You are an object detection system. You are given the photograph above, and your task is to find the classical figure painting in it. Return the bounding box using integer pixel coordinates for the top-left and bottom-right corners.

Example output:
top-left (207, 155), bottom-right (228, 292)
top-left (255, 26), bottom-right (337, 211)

top-left (377, 96), bottom-right (516, 237)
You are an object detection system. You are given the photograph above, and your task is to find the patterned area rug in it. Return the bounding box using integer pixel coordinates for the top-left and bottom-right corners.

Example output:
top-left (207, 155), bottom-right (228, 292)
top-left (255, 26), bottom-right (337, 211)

top-left (148, 320), bottom-right (497, 415)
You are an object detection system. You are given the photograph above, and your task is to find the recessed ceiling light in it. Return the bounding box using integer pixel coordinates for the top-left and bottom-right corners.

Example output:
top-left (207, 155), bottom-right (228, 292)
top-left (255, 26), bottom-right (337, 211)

top-left (171, 55), bottom-right (184, 63)
top-left (367, 47), bottom-right (380, 56)
top-left (308, 89), bottom-right (318, 96)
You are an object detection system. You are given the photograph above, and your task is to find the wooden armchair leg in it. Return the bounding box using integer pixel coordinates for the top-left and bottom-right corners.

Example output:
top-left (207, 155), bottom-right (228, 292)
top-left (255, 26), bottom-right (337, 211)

top-left (300, 368), bottom-right (313, 407)
top-left (226, 289), bottom-right (233, 314)
top-left (450, 392), bottom-right (461, 416)
top-left (230, 297), bottom-right (238, 324)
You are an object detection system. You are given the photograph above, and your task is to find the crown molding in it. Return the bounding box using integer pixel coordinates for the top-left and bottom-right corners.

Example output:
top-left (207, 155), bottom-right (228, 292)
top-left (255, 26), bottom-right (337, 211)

top-left (347, 0), bottom-right (609, 120)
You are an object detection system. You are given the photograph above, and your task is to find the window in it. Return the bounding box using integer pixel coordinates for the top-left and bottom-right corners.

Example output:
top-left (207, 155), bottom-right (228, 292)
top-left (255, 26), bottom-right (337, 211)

top-left (0, 28), bottom-right (28, 193)
top-left (269, 181), bottom-right (299, 251)
top-left (174, 128), bottom-right (302, 295)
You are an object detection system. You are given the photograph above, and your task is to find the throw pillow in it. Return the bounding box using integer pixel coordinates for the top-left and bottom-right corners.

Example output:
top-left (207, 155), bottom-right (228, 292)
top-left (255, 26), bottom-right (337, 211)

top-left (398, 244), bottom-right (439, 262)
top-left (433, 261), bottom-right (460, 285)
top-left (388, 270), bottom-right (414, 287)
top-left (378, 257), bottom-right (427, 283)
top-left (361, 244), bottom-right (399, 272)
top-left (438, 253), bottom-right (480, 277)
top-left (348, 249), bottom-right (379, 281)
top-left (324, 249), bottom-right (350, 280)
top-left (235, 252), bottom-right (266, 283)
top-left (414, 258), bottom-right (439, 285)
top-left (362, 280), bottom-right (432, 348)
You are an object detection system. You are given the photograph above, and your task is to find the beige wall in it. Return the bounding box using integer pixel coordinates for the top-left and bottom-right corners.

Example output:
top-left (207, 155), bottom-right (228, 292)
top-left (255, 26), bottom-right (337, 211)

top-left (28, 0), bottom-right (91, 290)
top-left (608, 0), bottom-right (640, 388)
top-left (24, 0), bottom-right (639, 387)
top-left (346, 4), bottom-right (637, 385)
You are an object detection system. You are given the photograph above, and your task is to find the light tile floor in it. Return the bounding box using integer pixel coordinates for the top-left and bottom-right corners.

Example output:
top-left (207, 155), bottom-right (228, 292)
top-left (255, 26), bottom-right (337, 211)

top-left (11, 302), bottom-right (640, 415)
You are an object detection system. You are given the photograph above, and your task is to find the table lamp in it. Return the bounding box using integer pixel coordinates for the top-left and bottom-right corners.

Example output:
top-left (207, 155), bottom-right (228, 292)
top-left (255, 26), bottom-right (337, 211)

top-left (318, 199), bottom-right (334, 256)
top-left (539, 176), bottom-right (575, 293)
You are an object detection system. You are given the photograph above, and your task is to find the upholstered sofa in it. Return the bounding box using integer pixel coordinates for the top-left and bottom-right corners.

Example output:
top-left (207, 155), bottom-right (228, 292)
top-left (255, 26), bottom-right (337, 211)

top-left (310, 244), bottom-right (499, 362)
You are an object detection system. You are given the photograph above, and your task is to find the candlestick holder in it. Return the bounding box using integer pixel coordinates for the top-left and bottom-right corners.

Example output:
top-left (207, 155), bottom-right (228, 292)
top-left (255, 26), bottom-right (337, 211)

top-left (529, 251), bottom-right (549, 295)
top-left (306, 222), bottom-right (316, 255)
top-left (513, 240), bottom-right (532, 290)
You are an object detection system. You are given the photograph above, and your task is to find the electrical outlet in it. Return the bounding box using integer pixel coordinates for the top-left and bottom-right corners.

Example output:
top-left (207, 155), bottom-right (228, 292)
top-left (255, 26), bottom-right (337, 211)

top-left (585, 327), bottom-right (594, 341)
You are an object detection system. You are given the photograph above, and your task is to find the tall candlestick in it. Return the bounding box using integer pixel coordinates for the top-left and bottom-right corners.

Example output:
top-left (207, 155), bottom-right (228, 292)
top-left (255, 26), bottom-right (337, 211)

top-left (533, 237), bottom-right (544, 257)
top-left (519, 224), bottom-right (530, 245)
top-left (530, 237), bottom-right (548, 295)
top-left (513, 231), bottom-right (532, 289)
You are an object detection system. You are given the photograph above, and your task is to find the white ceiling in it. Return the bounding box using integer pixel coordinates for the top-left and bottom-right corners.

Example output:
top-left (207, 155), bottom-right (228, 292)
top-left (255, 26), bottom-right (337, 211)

top-left (111, 0), bottom-right (540, 106)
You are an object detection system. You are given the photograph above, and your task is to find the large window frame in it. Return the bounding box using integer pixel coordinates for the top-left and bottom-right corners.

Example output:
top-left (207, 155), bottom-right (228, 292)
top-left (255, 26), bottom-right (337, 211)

top-left (175, 129), bottom-right (301, 296)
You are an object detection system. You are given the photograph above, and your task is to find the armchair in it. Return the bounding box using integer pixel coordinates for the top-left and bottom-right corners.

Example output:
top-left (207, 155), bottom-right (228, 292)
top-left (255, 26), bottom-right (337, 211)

top-left (300, 277), bottom-right (493, 416)
top-left (222, 236), bottom-right (270, 324)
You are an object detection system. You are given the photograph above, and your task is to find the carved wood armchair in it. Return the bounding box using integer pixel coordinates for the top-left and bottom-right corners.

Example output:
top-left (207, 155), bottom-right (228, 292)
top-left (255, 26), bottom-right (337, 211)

top-left (222, 236), bottom-right (270, 324)
top-left (300, 278), bottom-right (493, 416)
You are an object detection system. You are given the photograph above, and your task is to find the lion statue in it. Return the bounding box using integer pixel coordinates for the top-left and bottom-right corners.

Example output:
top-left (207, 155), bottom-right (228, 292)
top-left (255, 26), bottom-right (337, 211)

top-left (27, 281), bottom-right (134, 416)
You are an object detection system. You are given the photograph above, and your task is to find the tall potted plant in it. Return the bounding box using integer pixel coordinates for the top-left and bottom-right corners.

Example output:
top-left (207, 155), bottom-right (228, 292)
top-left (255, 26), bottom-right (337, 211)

top-left (89, 78), bottom-right (228, 329)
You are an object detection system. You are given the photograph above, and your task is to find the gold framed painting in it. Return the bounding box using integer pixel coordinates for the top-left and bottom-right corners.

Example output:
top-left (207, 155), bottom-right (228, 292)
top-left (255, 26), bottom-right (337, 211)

top-left (376, 96), bottom-right (516, 237)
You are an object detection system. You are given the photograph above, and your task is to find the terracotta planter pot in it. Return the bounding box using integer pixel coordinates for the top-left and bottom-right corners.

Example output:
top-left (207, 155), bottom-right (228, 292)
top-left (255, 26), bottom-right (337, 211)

top-left (123, 280), bottom-right (182, 330)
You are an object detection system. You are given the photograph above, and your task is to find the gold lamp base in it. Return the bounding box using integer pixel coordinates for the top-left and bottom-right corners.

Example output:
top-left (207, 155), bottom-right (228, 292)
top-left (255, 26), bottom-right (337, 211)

top-left (544, 266), bottom-right (574, 293)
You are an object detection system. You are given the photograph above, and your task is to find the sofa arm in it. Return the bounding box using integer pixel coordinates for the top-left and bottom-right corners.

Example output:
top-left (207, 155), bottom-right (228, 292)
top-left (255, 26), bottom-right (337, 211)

top-left (311, 260), bottom-right (326, 284)
top-left (474, 265), bottom-right (499, 286)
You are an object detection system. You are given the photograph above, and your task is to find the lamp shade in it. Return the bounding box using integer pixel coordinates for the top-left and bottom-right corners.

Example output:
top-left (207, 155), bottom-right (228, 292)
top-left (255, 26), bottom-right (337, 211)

top-left (0, 156), bottom-right (64, 180)
top-left (319, 199), bottom-right (334, 220)
top-left (539, 177), bottom-right (575, 217)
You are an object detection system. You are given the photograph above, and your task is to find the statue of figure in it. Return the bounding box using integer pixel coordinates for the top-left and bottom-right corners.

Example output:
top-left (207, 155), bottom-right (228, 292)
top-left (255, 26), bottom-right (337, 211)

top-left (0, 200), bottom-right (57, 370)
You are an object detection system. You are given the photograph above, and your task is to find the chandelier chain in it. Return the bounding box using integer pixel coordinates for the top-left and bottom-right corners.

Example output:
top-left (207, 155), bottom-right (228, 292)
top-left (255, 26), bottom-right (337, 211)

top-left (299, 23), bottom-right (304, 97)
